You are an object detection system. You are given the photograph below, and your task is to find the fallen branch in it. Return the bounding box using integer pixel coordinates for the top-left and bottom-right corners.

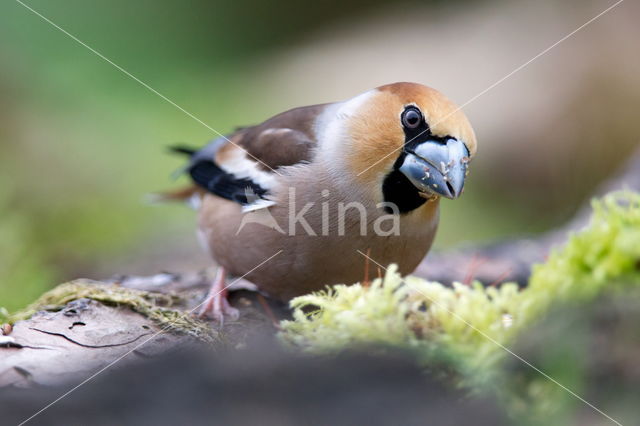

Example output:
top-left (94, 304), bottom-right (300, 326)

top-left (2, 148), bottom-right (639, 387)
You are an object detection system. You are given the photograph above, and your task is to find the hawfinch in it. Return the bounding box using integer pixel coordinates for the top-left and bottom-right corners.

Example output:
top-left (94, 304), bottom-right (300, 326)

top-left (168, 82), bottom-right (477, 320)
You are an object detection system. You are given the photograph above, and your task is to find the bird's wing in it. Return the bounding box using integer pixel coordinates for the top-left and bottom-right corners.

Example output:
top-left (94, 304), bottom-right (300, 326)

top-left (174, 103), bottom-right (326, 206)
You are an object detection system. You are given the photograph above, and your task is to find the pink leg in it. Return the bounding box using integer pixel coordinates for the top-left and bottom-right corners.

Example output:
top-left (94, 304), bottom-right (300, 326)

top-left (197, 266), bottom-right (239, 323)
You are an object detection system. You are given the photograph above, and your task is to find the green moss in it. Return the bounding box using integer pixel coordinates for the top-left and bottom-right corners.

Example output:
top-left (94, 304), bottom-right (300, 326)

top-left (7, 280), bottom-right (216, 343)
top-left (281, 264), bottom-right (524, 378)
top-left (279, 191), bottom-right (640, 416)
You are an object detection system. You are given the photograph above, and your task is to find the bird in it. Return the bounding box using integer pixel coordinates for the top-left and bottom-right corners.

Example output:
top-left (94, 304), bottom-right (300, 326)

top-left (166, 82), bottom-right (477, 321)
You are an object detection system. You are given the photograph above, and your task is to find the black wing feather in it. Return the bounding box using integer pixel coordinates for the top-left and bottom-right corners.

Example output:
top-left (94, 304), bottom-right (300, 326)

top-left (188, 160), bottom-right (267, 205)
top-left (169, 138), bottom-right (269, 205)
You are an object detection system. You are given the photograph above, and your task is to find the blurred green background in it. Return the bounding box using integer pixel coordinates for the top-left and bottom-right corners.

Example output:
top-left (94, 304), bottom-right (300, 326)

top-left (1, 0), bottom-right (638, 311)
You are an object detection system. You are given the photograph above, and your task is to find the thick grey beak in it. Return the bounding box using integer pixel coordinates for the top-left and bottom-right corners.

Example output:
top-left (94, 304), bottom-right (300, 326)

top-left (399, 138), bottom-right (470, 199)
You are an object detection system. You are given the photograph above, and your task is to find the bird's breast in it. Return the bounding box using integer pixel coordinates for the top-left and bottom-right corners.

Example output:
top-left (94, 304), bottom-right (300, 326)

top-left (197, 169), bottom-right (440, 301)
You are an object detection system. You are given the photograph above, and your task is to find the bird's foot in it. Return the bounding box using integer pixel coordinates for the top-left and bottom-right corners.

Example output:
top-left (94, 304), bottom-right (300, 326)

top-left (196, 266), bottom-right (239, 324)
top-left (197, 294), bottom-right (239, 324)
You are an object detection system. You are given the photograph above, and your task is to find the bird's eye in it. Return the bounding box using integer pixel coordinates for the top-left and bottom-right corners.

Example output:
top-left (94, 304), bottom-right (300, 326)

top-left (401, 107), bottom-right (422, 129)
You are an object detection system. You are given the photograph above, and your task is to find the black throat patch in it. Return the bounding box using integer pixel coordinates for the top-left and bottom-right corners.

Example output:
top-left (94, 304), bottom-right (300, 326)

top-left (381, 164), bottom-right (428, 214)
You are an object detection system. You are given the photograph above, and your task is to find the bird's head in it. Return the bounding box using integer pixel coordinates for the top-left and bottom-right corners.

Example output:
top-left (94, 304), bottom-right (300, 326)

top-left (320, 82), bottom-right (476, 213)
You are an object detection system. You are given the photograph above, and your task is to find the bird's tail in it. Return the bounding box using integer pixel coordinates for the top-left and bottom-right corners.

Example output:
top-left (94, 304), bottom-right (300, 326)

top-left (168, 145), bottom-right (198, 157)
top-left (145, 185), bottom-right (203, 207)
top-left (147, 145), bottom-right (203, 205)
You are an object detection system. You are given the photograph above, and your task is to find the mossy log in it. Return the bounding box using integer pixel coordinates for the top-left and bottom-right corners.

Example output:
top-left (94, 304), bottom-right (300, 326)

top-left (2, 148), bottom-right (639, 388)
top-left (0, 274), bottom-right (287, 387)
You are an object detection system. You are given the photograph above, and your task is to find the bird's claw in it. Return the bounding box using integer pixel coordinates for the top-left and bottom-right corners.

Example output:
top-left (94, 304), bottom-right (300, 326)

top-left (197, 294), bottom-right (239, 325)
top-left (195, 266), bottom-right (239, 325)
